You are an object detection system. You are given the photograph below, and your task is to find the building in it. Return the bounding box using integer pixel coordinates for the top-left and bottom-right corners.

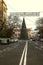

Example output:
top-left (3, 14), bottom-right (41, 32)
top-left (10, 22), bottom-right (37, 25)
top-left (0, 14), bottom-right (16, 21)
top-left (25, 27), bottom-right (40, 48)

top-left (0, 0), bottom-right (7, 24)
top-left (13, 28), bottom-right (20, 38)
top-left (13, 28), bottom-right (34, 39)
top-left (27, 28), bottom-right (34, 38)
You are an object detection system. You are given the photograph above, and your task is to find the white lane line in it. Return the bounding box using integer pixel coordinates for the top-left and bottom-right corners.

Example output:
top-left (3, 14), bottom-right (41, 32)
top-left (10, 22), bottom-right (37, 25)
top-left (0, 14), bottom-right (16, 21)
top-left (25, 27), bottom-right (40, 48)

top-left (19, 43), bottom-right (26, 65)
top-left (19, 41), bottom-right (28, 65)
top-left (23, 41), bottom-right (28, 65)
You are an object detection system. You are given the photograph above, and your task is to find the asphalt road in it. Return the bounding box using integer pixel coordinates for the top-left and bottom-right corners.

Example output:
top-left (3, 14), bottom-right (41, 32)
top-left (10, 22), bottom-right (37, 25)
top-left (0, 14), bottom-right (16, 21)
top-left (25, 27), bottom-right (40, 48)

top-left (27, 40), bottom-right (43, 65)
top-left (0, 40), bottom-right (43, 65)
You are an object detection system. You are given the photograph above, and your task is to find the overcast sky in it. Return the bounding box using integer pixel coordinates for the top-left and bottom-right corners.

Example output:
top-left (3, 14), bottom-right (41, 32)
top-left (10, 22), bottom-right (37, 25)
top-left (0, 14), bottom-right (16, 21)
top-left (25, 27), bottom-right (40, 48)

top-left (4, 0), bottom-right (43, 29)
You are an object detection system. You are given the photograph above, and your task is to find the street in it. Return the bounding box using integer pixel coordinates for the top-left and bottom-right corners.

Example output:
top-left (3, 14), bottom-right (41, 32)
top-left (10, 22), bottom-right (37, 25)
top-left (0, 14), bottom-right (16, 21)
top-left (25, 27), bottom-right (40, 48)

top-left (0, 40), bottom-right (43, 65)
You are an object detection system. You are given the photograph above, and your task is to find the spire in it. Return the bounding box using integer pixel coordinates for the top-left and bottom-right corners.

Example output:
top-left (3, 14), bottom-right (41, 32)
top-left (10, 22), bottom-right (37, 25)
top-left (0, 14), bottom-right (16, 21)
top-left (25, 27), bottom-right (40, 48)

top-left (20, 18), bottom-right (28, 40)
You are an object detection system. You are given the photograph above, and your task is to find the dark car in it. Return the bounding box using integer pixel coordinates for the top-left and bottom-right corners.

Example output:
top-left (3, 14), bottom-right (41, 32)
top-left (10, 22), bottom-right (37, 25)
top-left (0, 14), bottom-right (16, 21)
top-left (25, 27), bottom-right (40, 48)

top-left (32, 38), bottom-right (36, 41)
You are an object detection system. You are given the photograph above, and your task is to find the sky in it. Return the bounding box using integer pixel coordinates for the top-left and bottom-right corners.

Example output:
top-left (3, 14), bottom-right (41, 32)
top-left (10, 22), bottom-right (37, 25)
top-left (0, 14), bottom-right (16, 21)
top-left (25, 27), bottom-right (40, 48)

top-left (4, 0), bottom-right (43, 29)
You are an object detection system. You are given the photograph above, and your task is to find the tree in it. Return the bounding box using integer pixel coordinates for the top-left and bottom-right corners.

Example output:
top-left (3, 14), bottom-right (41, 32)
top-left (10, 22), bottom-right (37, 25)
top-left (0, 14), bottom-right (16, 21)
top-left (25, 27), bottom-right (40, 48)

top-left (8, 14), bottom-right (22, 28)
top-left (0, 14), bottom-right (22, 38)
top-left (0, 20), bottom-right (7, 37)
top-left (6, 28), bottom-right (13, 38)
top-left (7, 15), bottom-right (22, 38)
top-left (20, 18), bottom-right (28, 40)
top-left (36, 17), bottom-right (43, 38)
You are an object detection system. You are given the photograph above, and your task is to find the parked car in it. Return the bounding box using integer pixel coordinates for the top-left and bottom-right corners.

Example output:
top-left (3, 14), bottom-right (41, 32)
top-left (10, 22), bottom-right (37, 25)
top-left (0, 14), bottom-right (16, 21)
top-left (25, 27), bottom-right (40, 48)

top-left (0, 38), bottom-right (9, 44)
top-left (32, 38), bottom-right (36, 41)
top-left (9, 38), bottom-right (18, 43)
top-left (14, 38), bottom-right (18, 42)
top-left (40, 38), bottom-right (43, 42)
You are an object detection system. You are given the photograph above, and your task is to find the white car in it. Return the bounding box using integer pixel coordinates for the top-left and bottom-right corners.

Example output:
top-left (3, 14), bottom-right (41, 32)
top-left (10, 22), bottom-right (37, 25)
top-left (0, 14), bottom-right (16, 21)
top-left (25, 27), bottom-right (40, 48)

top-left (14, 39), bottom-right (18, 42)
top-left (9, 38), bottom-right (18, 43)
top-left (0, 38), bottom-right (9, 44)
top-left (40, 39), bottom-right (43, 42)
top-left (9, 39), bottom-right (15, 43)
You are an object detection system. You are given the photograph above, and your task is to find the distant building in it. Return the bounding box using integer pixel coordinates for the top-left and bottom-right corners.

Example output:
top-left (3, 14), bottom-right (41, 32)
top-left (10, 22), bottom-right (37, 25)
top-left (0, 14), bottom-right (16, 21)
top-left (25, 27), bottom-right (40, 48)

top-left (13, 28), bottom-right (20, 38)
top-left (13, 28), bottom-right (35, 39)
top-left (0, 0), bottom-right (7, 23)
top-left (27, 28), bottom-right (35, 38)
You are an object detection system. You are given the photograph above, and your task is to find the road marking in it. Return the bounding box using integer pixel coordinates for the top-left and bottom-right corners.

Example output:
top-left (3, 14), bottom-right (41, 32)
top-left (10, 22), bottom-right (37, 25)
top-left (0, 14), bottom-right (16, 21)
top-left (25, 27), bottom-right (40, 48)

top-left (19, 43), bottom-right (26, 65)
top-left (19, 41), bottom-right (28, 65)
top-left (23, 41), bottom-right (28, 65)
